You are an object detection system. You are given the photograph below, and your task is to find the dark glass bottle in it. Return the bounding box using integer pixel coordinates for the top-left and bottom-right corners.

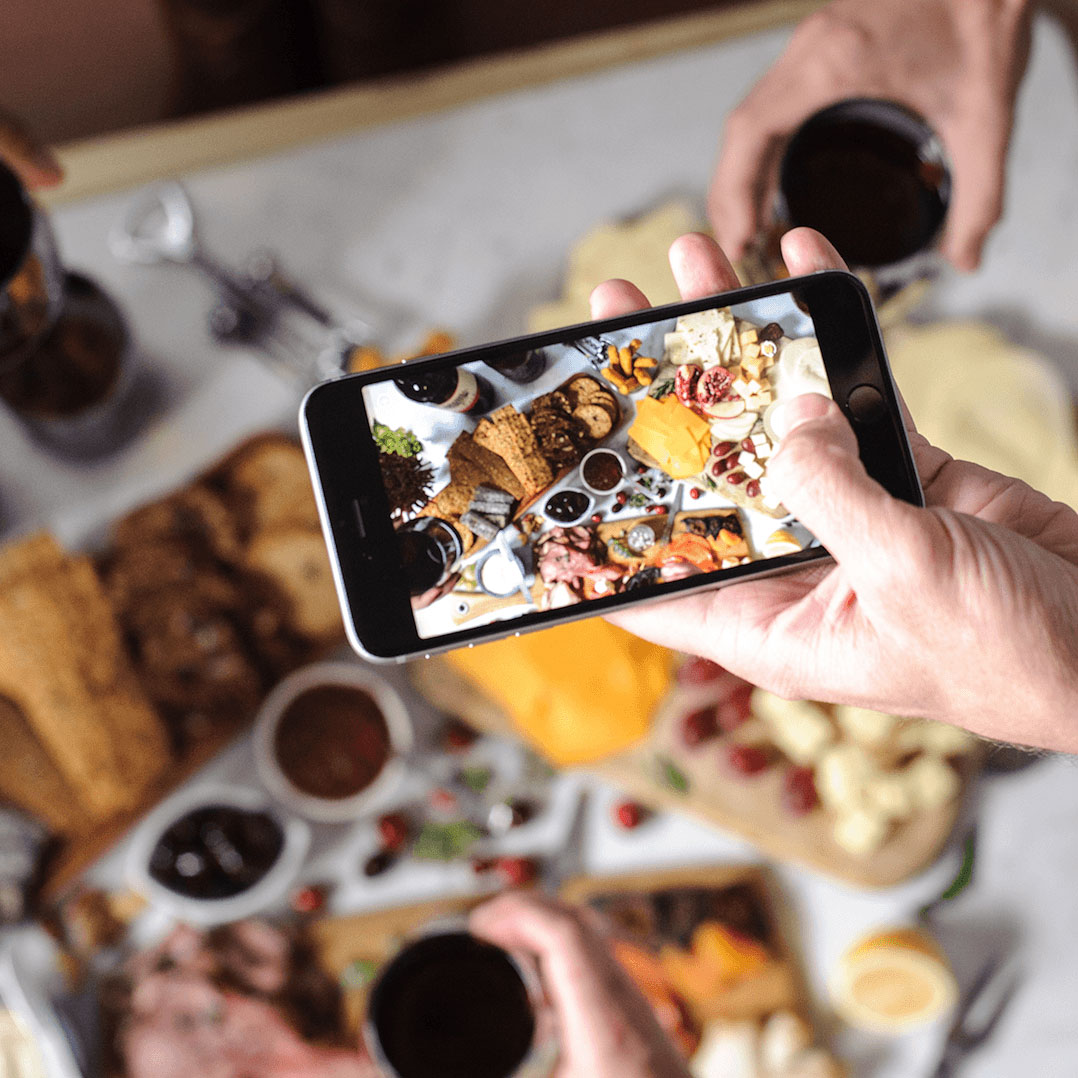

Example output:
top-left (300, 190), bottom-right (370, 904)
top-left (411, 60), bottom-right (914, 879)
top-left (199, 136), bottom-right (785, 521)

top-left (394, 366), bottom-right (495, 414)
top-left (484, 349), bottom-right (547, 384)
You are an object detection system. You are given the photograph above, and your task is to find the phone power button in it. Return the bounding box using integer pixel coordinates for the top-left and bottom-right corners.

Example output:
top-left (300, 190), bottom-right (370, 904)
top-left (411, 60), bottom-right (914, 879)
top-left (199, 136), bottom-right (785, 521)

top-left (846, 384), bottom-right (887, 424)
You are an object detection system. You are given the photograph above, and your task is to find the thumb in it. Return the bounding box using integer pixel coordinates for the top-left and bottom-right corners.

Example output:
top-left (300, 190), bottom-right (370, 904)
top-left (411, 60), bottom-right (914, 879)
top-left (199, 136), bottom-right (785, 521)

top-left (768, 394), bottom-right (919, 586)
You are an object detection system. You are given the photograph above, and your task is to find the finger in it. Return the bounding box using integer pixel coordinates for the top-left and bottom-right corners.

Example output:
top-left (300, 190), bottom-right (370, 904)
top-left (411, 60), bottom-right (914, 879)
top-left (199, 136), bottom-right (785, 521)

top-left (767, 393), bottom-right (920, 587)
top-left (589, 278), bottom-right (650, 320)
top-left (0, 111), bottom-right (62, 189)
top-left (708, 111), bottom-right (785, 259)
top-left (668, 232), bottom-right (741, 299)
top-left (938, 126), bottom-right (1008, 271)
top-left (779, 227), bottom-right (849, 274)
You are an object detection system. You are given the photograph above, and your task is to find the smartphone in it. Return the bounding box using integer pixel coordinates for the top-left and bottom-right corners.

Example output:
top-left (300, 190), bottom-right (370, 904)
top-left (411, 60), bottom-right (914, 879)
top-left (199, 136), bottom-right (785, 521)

top-left (302, 271), bottom-right (921, 663)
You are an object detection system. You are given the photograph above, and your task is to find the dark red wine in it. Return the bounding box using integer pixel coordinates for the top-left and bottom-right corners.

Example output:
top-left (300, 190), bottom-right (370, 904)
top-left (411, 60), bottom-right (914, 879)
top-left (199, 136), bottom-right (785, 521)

top-left (779, 99), bottom-right (949, 269)
top-left (395, 367), bottom-right (495, 414)
top-left (484, 350), bottom-right (547, 384)
top-left (396, 518), bottom-right (461, 596)
top-left (368, 932), bottom-right (536, 1078)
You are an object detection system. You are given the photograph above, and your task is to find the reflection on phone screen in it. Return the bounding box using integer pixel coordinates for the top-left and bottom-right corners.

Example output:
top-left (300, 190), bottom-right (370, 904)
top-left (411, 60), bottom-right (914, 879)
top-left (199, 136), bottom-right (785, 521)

top-left (362, 293), bottom-right (829, 640)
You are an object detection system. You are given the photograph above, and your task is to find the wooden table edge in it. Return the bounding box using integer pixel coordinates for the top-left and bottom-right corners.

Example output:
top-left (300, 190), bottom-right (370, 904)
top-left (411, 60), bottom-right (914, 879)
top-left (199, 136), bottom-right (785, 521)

top-left (42, 0), bottom-right (823, 207)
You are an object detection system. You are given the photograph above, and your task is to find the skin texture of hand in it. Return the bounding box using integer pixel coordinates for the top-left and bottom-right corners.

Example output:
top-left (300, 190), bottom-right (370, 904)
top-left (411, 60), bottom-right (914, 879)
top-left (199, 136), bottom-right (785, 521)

top-left (590, 228), bottom-right (1078, 753)
top-left (0, 109), bottom-right (62, 190)
top-left (708, 0), bottom-right (1034, 270)
top-left (471, 893), bottom-right (691, 1078)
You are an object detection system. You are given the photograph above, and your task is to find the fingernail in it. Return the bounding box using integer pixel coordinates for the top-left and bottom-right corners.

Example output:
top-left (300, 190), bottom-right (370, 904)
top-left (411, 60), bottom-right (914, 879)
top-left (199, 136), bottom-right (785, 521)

top-left (770, 393), bottom-right (833, 439)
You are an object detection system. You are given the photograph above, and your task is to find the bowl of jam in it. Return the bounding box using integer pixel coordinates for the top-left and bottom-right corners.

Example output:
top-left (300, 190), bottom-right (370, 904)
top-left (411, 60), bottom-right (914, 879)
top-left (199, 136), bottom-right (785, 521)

top-left (543, 487), bottom-right (594, 527)
top-left (125, 784), bottom-right (310, 924)
top-left (254, 662), bottom-right (414, 823)
top-left (579, 448), bottom-right (626, 495)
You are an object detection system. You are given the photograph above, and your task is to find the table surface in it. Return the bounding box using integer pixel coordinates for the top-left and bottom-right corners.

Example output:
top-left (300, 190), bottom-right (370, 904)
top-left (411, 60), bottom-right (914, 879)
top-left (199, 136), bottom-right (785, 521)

top-left (4, 8), bottom-right (1078, 1077)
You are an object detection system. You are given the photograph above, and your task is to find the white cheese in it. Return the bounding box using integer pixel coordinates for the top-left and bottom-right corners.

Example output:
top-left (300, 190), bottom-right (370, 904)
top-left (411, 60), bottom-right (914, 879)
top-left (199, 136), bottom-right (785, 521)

top-left (816, 744), bottom-right (875, 813)
top-left (743, 459), bottom-right (764, 479)
top-left (832, 706), bottom-right (898, 747)
top-left (752, 690), bottom-right (835, 765)
top-left (903, 756), bottom-right (961, 811)
top-left (737, 451), bottom-right (755, 467)
top-left (833, 807), bottom-right (890, 857)
top-left (863, 773), bottom-right (916, 821)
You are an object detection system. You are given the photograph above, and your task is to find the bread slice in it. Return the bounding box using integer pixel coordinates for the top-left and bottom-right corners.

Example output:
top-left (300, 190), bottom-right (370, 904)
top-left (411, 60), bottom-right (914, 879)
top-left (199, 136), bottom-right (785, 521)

top-left (473, 406), bottom-right (553, 495)
top-left (448, 432), bottom-right (525, 501)
top-left (0, 534), bottom-right (171, 820)
top-left (217, 433), bottom-right (321, 534)
top-left (244, 527), bottom-right (343, 644)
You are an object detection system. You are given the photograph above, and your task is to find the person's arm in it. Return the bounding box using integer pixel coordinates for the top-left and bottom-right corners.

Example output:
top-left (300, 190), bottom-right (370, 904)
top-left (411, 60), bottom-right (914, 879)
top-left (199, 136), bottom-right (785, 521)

top-left (471, 893), bottom-right (692, 1078)
top-left (0, 109), bottom-right (62, 189)
top-left (590, 228), bottom-right (1078, 754)
top-left (708, 0), bottom-right (1034, 270)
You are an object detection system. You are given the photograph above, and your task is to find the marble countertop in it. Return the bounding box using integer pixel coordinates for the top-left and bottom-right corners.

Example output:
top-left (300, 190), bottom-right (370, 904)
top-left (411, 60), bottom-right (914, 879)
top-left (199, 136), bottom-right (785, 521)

top-left (3, 10), bottom-right (1078, 1076)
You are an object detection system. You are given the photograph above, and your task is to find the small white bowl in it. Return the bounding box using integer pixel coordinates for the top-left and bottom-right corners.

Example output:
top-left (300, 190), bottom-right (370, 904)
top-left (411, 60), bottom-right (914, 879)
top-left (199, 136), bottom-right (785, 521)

top-left (125, 783), bottom-right (310, 926)
top-left (579, 447), bottom-right (627, 496)
top-left (540, 486), bottom-right (594, 528)
top-left (254, 661), bottom-right (414, 823)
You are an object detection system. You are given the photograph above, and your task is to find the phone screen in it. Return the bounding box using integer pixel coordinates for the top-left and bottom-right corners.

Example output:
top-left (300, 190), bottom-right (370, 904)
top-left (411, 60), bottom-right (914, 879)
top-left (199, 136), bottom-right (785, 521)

top-left (360, 291), bottom-right (832, 642)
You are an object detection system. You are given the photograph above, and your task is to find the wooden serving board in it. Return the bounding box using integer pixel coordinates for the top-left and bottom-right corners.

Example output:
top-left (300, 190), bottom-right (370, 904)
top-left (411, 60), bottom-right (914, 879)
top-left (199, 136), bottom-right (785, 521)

top-left (309, 864), bottom-right (807, 1038)
top-left (409, 660), bottom-right (979, 890)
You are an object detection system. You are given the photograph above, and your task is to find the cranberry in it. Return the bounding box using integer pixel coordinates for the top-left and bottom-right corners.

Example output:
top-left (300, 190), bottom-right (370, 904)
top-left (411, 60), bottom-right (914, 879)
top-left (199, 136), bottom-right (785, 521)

top-left (590, 512), bottom-right (602, 524)
top-left (471, 856), bottom-right (497, 875)
top-left (709, 460), bottom-right (725, 478)
top-left (377, 812), bottom-right (409, 852)
top-left (741, 438), bottom-right (756, 453)
top-left (635, 464), bottom-right (648, 475)
top-left (612, 799), bottom-right (647, 829)
top-left (363, 850), bottom-right (397, 878)
top-left (444, 719), bottom-right (478, 752)
top-left (727, 471), bottom-right (747, 485)
top-left (726, 743), bottom-right (770, 776)
top-left (290, 885), bottom-right (328, 914)
top-left (689, 487), bottom-right (701, 500)
top-left (616, 491), bottom-right (628, 505)
top-left (782, 766), bottom-right (820, 816)
top-left (714, 441), bottom-right (736, 456)
top-left (745, 479), bottom-right (761, 499)
top-left (681, 705), bottom-right (719, 747)
top-left (429, 787), bottom-right (458, 813)
top-left (676, 657), bottom-right (726, 685)
top-left (496, 857), bottom-right (538, 887)
top-left (716, 685), bottom-right (753, 732)
top-left (721, 453), bottom-right (740, 472)
top-left (649, 504), bottom-right (667, 515)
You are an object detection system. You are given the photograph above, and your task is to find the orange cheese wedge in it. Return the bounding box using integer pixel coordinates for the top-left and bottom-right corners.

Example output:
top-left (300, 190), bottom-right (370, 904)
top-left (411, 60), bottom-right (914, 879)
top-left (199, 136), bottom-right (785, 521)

top-left (629, 395), bottom-right (712, 479)
top-left (444, 619), bottom-right (674, 765)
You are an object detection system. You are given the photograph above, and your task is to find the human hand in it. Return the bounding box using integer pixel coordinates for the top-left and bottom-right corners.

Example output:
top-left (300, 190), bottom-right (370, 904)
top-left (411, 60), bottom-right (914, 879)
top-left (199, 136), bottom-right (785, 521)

top-left (0, 108), bottom-right (62, 190)
top-left (471, 892), bottom-right (691, 1078)
top-left (591, 228), bottom-right (1078, 753)
top-left (708, 0), bottom-right (1033, 271)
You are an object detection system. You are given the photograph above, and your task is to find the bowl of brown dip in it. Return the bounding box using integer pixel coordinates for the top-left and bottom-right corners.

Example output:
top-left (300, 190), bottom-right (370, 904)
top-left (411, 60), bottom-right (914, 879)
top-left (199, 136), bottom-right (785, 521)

top-left (255, 662), bottom-right (413, 822)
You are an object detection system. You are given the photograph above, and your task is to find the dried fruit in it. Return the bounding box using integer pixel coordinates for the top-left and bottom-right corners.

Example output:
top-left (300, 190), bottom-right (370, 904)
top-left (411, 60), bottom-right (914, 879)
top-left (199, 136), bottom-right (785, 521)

top-left (377, 813), bottom-right (409, 852)
top-left (681, 706), bottom-right (718, 747)
top-left (713, 441), bottom-right (736, 457)
top-left (363, 850), bottom-right (397, 877)
top-left (740, 438), bottom-right (755, 453)
top-left (745, 479), bottom-right (761, 499)
top-left (496, 857), bottom-right (538, 887)
top-left (716, 683), bottom-right (753, 731)
top-left (429, 788), bottom-right (458, 813)
top-left (720, 453), bottom-right (740, 472)
top-left (612, 799), bottom-right (647, 829)
top-left (616, 491), bottom-right (628, 505)
top-left (471, 856), bottom-right (497, 875)
top-left (726, 743), bottom-right (770, 776)
top-left (782, 766), bottom-right (820, 816)
top-left (290, 885), bottom-right (328, 914)
top-left (444, 719), bottom-right (478, 752)
top-left (727, 471), bottom-right (747, 485)
top-left (689, 487), bottom-right (701, 500)
top-left (591, 512), bottom-right (603, 524)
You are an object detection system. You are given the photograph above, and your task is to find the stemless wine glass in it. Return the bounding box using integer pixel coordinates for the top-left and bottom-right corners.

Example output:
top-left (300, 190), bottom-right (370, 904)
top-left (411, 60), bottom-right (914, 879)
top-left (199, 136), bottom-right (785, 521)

top-left (365, 924), bottom-right (558, 1078)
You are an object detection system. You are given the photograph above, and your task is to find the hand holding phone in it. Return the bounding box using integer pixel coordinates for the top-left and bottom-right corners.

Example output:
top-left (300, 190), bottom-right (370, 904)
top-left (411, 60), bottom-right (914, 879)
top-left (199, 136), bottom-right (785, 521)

top-left (597, 229), bottom-right (1078, 754)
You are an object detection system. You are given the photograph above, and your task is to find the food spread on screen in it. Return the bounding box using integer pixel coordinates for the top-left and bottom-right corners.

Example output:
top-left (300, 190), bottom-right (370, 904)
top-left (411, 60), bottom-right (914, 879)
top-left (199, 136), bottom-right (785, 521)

top-left (362, 293), bottom-right (830, 639)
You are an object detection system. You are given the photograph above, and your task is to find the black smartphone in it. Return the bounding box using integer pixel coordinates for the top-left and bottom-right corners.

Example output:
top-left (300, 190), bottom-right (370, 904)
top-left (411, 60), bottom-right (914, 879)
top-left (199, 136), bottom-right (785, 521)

top-left (301, 271), bottom-right (921, 663)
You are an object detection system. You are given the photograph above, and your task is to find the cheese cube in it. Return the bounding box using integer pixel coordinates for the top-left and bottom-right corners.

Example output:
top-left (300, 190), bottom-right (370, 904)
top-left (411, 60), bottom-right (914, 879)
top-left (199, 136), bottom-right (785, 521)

top-left (691, 1021), bottom-right (761, 1078)
top-left (816, 744), bottom-right (874, 813)
top-left (903, 756), bottom-right (961, 811)
top-left (759, 1011), bottom-right (812, 1072)
top-left (863, 772), bottom-right (916, 821)
top-left (737, 451), bottom-right (755, 467)
top-left (739, 327), bottom-right (759, 345)
top-left (754, 441), bottom-right (772, 459)
top-left (732, 377), bottom-right (751, 397)
top-left (743, 459), bottom-right (764, 479)
top-left (896, 720), bottom-right (977, 757)
top-left (833, 706), bottom-right (898, 747)
top-left (752, 691), bottom-right (835, 765)
top-left (833, 807), bottom-right (890, 857)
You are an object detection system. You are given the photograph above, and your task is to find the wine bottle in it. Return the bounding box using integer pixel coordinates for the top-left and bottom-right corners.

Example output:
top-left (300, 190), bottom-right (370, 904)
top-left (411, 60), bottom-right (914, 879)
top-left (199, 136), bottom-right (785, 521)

top-left (394, 367), bottom-right (495, 414)
top-left (483, 349), bottom-right (547, 384)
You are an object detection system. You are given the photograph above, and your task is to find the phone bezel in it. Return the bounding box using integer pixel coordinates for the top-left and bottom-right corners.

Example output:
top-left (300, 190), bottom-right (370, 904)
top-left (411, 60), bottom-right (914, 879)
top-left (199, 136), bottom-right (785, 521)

top-left (301, 270), bottom-right (922, 663)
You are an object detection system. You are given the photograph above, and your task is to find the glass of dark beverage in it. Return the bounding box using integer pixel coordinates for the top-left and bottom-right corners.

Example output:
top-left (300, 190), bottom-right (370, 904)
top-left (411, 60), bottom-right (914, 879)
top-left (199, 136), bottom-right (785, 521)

top-left (396, 517), bottom-right (464, 597)
top-left (773, 98), bottom-right (951, 297)
top-left (366, 929), bottom-right (556, 1078)
top-left (0, 160), bottom-right (136, 454)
